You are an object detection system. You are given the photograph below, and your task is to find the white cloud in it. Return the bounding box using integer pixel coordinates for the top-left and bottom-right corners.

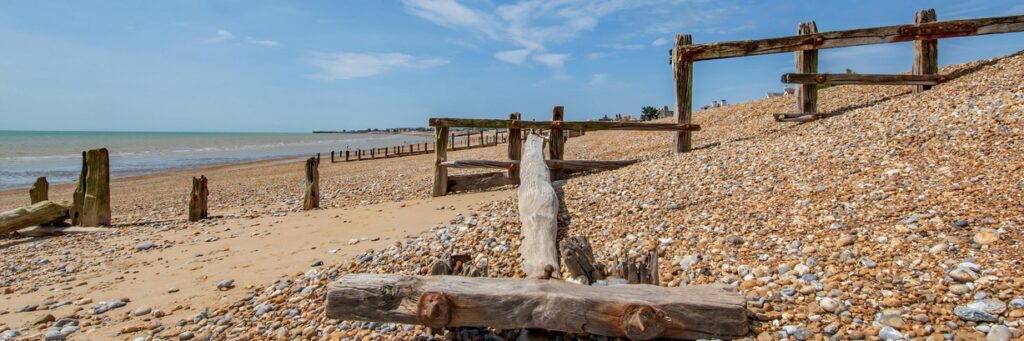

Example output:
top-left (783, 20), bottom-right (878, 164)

top-left (206, 29), bottom-right (234, 43)
top-left (599, 43), bottom-right (644, 50)
top-left (495, 49), bottom-right (531, 64)
top-left (532, 53), bottom-right (569, 77)
top-left (590, 73), bottom-right (607, 84)
top-left (651, 37), bottom-right (669, 46)
top-left (246, 37), bottom-right (280, 47)
top-left (309, 52), bottom-right (449, 80)
top-left (587, 52), bottom-right (610, 60)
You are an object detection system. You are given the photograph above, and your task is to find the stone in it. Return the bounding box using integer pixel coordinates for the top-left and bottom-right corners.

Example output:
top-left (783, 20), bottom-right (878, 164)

top-left (135, 242), bottom-right (155, 251)
top-left (836, 235), bottom-right (855, 247)
top-left (43, 330), bottom-right (65, 341)
top-left (216, 279), bottom-right (234, 290)
top-left (950, 284), bottom-right (971, 295)
top-left (955, 299), bottom-right (1007, 322)
top-left (974, 229), bottom-right (999, 245)
top-left (133, 306), bottom-right (151, 316)
top-left (179, 331), bottom-right (195, 340)
top-left (34, 313), bottom-right (56, 325)
top-left (878, 326), bottom-right (903, 340)
top-left (879, 313), bottom-right (904, 329)
top-left (987, 325), bottom-right (1011, 341)
top-left (929, 243), bottom-right (947, 254)
top-left (820, 297), bottom-right (842, 313)
top-left (949, 268), bottom-right (978, 282)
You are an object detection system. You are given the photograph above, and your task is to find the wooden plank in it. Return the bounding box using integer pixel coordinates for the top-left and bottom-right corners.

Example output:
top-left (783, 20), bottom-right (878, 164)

top-left (507, 113), bottom-right (522, 185)
top-left (440, 159), bottom-right (639, 172)
top-left (325, 274), bottom-right (749, 340)
top-left (782, 72), bottom-right (946, 85)
top-left (796, 21), bottom-right (819, 115)
top-left (914, 8), bottom-right (939, 93)
top-left (549, 106), bottom-right (565, 180)
top-left (1, 201), bottom-right (69, 235)
top-left (678, 14), bottom-right (1024, 61)
top-left (518, 134), bottom-right (559, 279)
top-left (303, 157), bottom-right (319, 210)
top-left (188, 175), bottom-right (209, 222)
top-left (432, 127), bottom-right (449, 197)
top-left (673, 34), bottom-right (693, 154)
top-left (29, 177), bottom-right (48, 204)
top-left (429, 118), bottom-right (700, 132)
top-left (14, 226), bottom-right (109, 237)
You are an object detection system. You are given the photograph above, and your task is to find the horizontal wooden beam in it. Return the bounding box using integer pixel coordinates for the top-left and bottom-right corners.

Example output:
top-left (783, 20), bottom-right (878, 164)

top-left (679, 14), bottom-right (1024, 61)
top-left (325, 274), bottom-right (748, 340)
top-left (429, 118), bottom-right (701, 132)
top-left (441, 159), bottom-right (639, 171)
top-left (781, 73), bottom-right (948, 85)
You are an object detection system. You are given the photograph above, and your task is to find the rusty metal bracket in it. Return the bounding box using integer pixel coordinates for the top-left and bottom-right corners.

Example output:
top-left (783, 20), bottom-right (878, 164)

top-left (899, 22), bottom-right (977, 40)
top-left (551, 121), bottom-right (564, 130)
top-left (814, 74), bottom-right (827, 83)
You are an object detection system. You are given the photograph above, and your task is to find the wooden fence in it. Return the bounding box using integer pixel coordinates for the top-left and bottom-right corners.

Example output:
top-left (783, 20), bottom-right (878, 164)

top-left (670, 9), bottom-right (1024, 122)
top-left (326, 130), bottom-right (507, 163)
top-left (429, 106), bottom-right (701, 196)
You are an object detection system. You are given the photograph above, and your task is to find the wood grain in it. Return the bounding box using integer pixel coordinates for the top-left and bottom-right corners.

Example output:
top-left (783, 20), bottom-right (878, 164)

top-left (1, 201), bottom-right (69, 235)
top-left (673, 34), bottom-right (694, 153)
top-left (188, 175), bottom-right (209, 221)
top-left (517, 134), bottom-right (560, 279)
top-left (324, 274), bottom-right (749, 340)
top-left (914, 8), bottom-right (939, 93)
top-left (782, 73), bottom-right (945, 85)
top-left (429, 118), bottom-right (700, 132)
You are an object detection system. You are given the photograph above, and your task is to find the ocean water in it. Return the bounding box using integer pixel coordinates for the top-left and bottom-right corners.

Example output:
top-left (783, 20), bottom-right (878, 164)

top-left (0, 131), bottom-right (430, 189)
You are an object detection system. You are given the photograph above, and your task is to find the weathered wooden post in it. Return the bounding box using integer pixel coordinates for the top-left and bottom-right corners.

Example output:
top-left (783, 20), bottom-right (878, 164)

top-left (519, 134), bottom-right (559, 278)
top-left (371, 148), bottom-right (375, 159)
top-left (796, 21), bottom-right (819, 115)
top-left (913, 8), bottom-right (938, 93)
top-left (331, 151), bottom-right (335, 163)
top-left (549, 106), bottom-right (566, 180)
top-left (71, 148), bottom-right (110, 227)
top-left (346, 150), bottom-right (350, 161)
top-left (508, 112), bottom-right (523, 184)
top-left (188, 175), bottom-right (209, 222)
top-left (450, 134), bottom-right (455, 150)
top-left (317, 153), bottom-right (321, 164)
top-left (432, 125), bottom-right (450, 197)
top-left (303, 157), bottom-right (319, 210)
top-left (29, 177), bottom-right (48, 204)
top-left (385, 147), bottom-right (389, 158)
top-left (673, 34), bottom-right (694, 154)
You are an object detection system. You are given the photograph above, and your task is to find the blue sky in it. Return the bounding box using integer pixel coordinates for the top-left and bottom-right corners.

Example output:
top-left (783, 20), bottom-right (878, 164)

top-left (1, 0), bottom-right (1022, 132)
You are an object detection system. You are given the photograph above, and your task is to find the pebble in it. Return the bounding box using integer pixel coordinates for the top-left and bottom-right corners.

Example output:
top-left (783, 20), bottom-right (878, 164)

top-left (987, 325), bottom-right (1011, 341)
top-left (955, 299), bottom-right (1007, 322)
top-left (179, 331), bottom-right (195, 340)
top-left (133, 306), bottom-right (151, 316)
top-left (973, 228), bottom-right (999, 245)
top-left (135, 242), bottom-right (155, 251)
top-left (216, 279), bottom-right (235, 290)
top-left (820, 297), bottom-right (842, 313)
top-left (43, 330), bottom-right (64, 341)
top-left (878, 326), bottom-right (903, 340)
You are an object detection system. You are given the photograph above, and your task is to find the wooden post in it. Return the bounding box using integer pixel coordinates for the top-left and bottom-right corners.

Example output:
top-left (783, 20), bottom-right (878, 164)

top-left (432, 127), bottom-right (449, 197)
top-left (317, 153), bottom-right (321, 164)
top-left (796, 21), bottom-right (819, 115)
top-left (29, 177), bottom-right (48, 204)
top-left (303, 157), bottom-right (319, 210)
top-left (507, 112), bottom-right (523, 184)
top-left (450, 134), bottom-right (455, 150)
top-left (914, 8), bottom-right (938, 93)
top-left (331, 151), bottom-right (335, 163)
top-left (549, 106), bottom-right (565, 180)
top-left (561, 236), bottom-right (604, 285)
top-left (71, 148), bottom-right (110, 227)
top-left (346, 150), bottom-right (350, 161)
top-left (518, 134), bottom-right (559, 279)
top-left (325, 274), bottom-right (749, 340)
top-left (385, 147), bottom-right (389, 158)
top-left (673, 34), bottom-right (694, 154)
top-left (188, 175), bottom-right (209, 222)
top-left (371, 148), bottom-right (375, 159)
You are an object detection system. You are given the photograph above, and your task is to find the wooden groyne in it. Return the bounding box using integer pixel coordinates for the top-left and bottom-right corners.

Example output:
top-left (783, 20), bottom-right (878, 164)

top-left (327, 130), bottom-right (508, 163)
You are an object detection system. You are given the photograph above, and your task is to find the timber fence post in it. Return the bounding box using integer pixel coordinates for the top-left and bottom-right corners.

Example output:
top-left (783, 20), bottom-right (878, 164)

top-left (550, 106), bottom-right (565, 180)
top-left (913, 8), bottom-right (938, 93)
top-left (796, 22), bottom-right (819, 116)
top-left (508, 112), bottom-right (523, 184)
top-left (433, 126), bottom-right (450, 197)
top-left (673, 34), bottom-right (694, 154)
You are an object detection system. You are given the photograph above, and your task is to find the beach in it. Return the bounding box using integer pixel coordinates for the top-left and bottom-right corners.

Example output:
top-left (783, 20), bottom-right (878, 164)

top-left (1, 52), bottom-right (1023, 340)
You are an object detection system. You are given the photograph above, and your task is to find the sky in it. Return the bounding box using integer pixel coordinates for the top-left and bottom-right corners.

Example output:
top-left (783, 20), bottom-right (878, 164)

top-left (1, 0), bottom-right (1023, 133)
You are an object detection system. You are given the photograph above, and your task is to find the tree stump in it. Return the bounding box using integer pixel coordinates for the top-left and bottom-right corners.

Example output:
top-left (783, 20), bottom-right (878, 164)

top-left (303, 157), bottom-right (319, 210)
top-left (188, 175), bottom-right (209, 222)
top-left (29, 177), bottom-right (48, 204)
top-left (71, 148), bottom-right (110, 227)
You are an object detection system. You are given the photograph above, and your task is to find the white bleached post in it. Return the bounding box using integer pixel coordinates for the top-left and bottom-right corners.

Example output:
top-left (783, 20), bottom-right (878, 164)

top-left (517, 134), bottom-right (560, 279)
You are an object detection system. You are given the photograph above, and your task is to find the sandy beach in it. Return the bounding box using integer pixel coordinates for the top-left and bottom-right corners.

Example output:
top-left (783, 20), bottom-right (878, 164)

top-left (2, 52), bottom-right (1024, 340)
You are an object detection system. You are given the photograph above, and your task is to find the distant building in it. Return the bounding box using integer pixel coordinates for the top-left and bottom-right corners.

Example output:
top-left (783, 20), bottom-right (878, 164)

top-left (598, 114), bottom-right (613, 121)
top-left (656, 106), bottom-right (674, 119)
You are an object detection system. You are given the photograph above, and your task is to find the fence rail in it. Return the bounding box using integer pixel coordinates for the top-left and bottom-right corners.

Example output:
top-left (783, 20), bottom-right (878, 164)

top-left (781, 73), bottom-right (948, 85)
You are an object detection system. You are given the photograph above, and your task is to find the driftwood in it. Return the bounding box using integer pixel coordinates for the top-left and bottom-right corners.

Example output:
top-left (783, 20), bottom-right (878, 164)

top-left (303, 157), bottom-right (319, 210)
top-left (517, 134), bottom-right (560, 279)
top-left (429, 118), bottom-right (701, 132)
top-left (677, 14), bottom-right (1024, 61)
top-left (615, 249), bottom-right (660, 285)
top-left (14, 226), bottom-right (108, 237)
top-left (325, 274), bottom-right (749, 340)
top-left (560, 236), bottom-right (604, 285)
top-left (1, 201), bottom-right (69, 235)
top-left (71, 148), bottom-right (111, 227)
top-left (188, 175), bottom-right (209, 221)
top-left (29, 177), bottom-right (48, 204)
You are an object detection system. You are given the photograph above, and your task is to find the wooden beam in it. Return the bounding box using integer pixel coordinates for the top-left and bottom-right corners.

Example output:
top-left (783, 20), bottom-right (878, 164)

top-left (782, 72), bottom-right (947, 85)
top-left (796, 21), bottom-right (819, 115)
top-left (1, 201), bottom-right (69, 235)
top-left (433, 127), bottom-right (449, 197)
top-left (677, 14), bottom-right (1024, 61)
top-left (303, 157), bottom-right (319, 210)
top-left (440, 159), bottom-right (639, 172)
top-left (518, 134), bottom-right (559, 279)
top-left (429, 118), bottom-right (701, 132)
top-left (549, 106), bottom-right (565, 180)
top-left (324, 274), bottom-right (749, 340)
top-left (673, 34), bottom-right (694, 154)
top-left (914, 8), bottom-right (939, 93)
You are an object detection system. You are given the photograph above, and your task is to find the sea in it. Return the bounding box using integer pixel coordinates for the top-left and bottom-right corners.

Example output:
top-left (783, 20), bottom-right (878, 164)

top-left (0, 131), bottom-right (431, 190)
